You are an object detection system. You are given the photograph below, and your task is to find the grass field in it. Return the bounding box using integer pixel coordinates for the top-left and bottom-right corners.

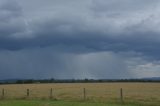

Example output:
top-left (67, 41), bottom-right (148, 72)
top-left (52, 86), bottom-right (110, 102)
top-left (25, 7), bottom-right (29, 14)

top-left (0, 99), bottom-right (153, 106)
top-left (0, 83), bottom-right (160, 106)
top-left (0, 99), bottom-right (157, 106)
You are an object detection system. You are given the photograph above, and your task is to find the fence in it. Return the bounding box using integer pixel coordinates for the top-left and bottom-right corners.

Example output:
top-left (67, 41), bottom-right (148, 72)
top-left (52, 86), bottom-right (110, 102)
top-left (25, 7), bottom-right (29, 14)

top-left (0, 88), bottom-right (125, 101)
top-left (0, 83), bottom-right (160, 102)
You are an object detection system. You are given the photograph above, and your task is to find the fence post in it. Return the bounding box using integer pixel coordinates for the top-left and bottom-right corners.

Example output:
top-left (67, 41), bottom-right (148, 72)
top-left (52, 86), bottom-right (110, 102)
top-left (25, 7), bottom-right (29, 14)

top-left (83, 88), bottom-right (86, 100)
top-left (2, 89), bottom-right (4, 98)
top-left (50, 88), bottom-right (53, 98)
top-left (27, 89), bottom-right (29, 97)
top-left (120, 88), bottom-right (123, 102)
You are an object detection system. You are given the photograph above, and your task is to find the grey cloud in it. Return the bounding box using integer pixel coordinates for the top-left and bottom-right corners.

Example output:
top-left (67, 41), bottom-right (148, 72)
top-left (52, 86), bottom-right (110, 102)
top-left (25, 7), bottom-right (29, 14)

top-left (0, 0), bottom-right (160, 79)
top-left (0, 48), bottom-right (69, 79)
top-left (0, 0), bottom-right (27, 38)
top-left (0, 49), bottom-right (131, 79)
top-left (92, 0), bottom-right (158, 12)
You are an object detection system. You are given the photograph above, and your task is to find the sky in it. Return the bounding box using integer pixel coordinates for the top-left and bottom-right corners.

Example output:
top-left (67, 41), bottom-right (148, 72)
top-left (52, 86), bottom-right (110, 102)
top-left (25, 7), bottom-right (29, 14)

top-left (0, 0), bottom-right (160, 79)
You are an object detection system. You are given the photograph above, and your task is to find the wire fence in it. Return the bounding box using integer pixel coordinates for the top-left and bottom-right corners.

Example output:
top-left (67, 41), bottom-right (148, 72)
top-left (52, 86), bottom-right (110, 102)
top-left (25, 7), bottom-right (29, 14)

top-left (0, 83), bottom-right (160, 102)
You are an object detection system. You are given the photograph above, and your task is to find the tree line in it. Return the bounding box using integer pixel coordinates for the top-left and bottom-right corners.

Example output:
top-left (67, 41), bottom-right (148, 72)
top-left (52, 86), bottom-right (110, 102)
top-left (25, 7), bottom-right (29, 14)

top-left (0, 78), bottom-right (159, 84)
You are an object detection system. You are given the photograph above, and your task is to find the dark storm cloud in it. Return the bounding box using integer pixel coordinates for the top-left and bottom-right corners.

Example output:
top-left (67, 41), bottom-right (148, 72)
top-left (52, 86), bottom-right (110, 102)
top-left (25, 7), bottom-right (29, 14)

top-left (0, 0), bottom-right (27, 38)
top-left (0, 0), bottom-right (160, 79)
top-left (0, 0), bottom-right (160, 58)
top-left (0, 49), bottom-right (131, 79)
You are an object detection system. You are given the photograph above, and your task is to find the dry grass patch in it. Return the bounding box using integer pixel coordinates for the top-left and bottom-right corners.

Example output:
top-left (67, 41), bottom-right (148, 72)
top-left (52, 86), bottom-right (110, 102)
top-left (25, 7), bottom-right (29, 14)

top-left (0, 83), bottom-right (160, 103)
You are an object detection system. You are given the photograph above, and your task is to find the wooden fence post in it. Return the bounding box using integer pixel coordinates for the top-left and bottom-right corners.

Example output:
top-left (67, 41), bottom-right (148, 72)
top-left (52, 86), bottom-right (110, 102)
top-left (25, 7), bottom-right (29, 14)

top-left (83, 88), bottom-right (86, 100)
top-left (50, 88), bottom-right (53, 98)
top-left (2, 89), bottom-right (4, 98)
top-left (120, 88), bottom-right (123, 102)
top-left (27, 89), bottom-right (29, 97)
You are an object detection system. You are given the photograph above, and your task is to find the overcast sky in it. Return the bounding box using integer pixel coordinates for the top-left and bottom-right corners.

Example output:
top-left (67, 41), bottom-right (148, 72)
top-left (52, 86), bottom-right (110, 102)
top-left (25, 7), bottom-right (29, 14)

top-left (0, 0), bottom-right (160, 79)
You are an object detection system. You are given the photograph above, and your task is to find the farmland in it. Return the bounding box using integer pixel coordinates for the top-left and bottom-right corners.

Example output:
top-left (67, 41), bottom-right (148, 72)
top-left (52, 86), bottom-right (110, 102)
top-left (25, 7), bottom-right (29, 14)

top-left (0, 83), bottom-right (160, 106)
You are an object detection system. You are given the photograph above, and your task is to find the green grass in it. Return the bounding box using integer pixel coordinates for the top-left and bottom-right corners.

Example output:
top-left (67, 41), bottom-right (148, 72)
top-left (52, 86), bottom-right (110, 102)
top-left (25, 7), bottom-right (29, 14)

top-left (0, 100), bottom-right (159, 106)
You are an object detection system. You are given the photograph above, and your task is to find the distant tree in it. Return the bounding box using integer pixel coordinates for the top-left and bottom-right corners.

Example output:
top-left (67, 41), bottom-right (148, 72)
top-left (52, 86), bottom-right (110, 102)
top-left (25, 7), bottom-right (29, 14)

top-left (49, 78), bottom-right (55, 83)
top-left (84, 78), bottom-right (89, 82)
top-left (16, 80), bottom-right (23, 84)
top-left (24, 79), bottom-right (34, 84)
